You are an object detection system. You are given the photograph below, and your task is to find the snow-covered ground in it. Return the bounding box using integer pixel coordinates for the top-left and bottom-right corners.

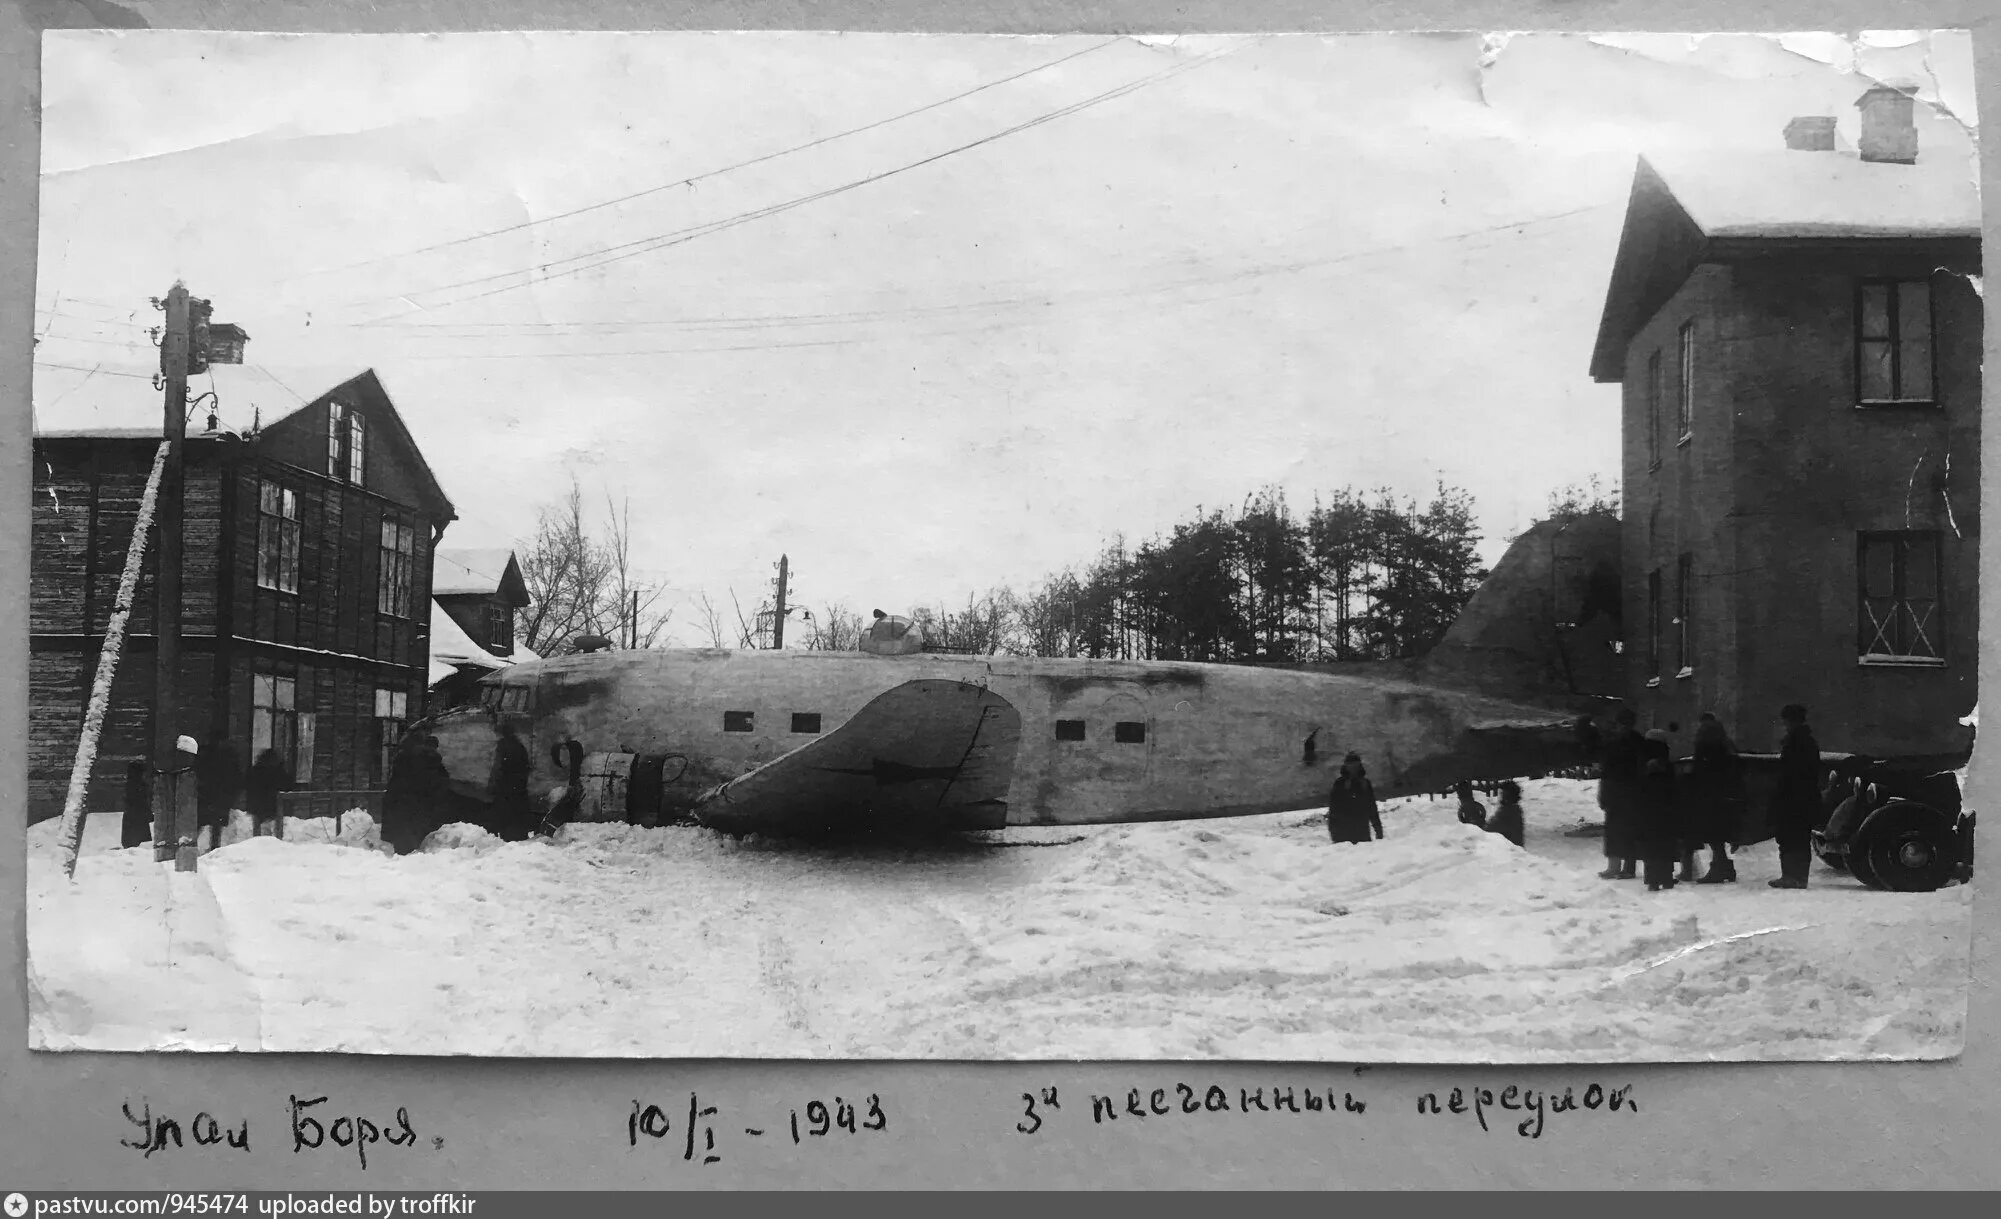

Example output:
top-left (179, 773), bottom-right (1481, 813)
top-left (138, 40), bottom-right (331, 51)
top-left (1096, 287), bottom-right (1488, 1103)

top-left (25, 780), bottom-right (1970, 1060)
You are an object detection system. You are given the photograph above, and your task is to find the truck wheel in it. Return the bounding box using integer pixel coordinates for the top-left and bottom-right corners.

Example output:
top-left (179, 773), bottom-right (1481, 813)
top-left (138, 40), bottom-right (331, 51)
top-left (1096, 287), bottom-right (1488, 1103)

top-left (1853, 801), bottom-right (1960, 893)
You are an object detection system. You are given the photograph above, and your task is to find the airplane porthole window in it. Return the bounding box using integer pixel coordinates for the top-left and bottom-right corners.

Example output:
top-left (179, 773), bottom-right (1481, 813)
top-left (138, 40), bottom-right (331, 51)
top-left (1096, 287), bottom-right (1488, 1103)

top-left (1114, 721), bottom-right (1147, 744)
top-left (1055, 720), bottom-right (1086, 742)
top-left (791, 713), bottom-right (822, 734)
top-left (723, 710), bottom-right (755, 733)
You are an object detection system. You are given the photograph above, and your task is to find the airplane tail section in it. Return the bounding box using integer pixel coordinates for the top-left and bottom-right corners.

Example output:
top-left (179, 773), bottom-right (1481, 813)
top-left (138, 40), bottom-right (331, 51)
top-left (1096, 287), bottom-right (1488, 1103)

top-left (694, 680), bottom-right (1023, 836)
top-left (1419, 510), bottom-right (1623, 711)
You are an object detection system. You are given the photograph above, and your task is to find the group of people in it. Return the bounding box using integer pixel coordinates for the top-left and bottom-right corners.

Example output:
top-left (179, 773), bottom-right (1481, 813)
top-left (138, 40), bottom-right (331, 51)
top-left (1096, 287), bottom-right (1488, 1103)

top-left (119, 735), bottom-right (295, 851)
top-left (1596, 703), bottom-right (1822, 891)
top-left (379, 721), bottom-right (540, 854)
top-left (1323, 753), bottom-right (1527, 849)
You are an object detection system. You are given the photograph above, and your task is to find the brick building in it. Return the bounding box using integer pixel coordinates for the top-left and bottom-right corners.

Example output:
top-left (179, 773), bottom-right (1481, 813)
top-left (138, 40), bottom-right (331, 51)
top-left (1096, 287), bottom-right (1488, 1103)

top-left (1589, 85), bottom-right (1981, 759)
top-left (29, 369), bottom-right (457, 821)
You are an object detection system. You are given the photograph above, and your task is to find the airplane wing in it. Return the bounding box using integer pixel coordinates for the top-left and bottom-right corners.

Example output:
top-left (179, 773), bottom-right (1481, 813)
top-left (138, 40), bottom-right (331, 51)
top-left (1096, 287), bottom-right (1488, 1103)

top-left (692, 679), bottom-right (1023, 835)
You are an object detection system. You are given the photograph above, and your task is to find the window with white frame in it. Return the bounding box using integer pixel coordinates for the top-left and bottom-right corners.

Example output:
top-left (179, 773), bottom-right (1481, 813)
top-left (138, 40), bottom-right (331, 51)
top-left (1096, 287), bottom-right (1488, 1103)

top-left (328, 402), bottom-right (367, 485)
top-left (251, 673), bottom-right (313, 783)
top-left (378, 519), bottom-right (415, 617)
top-left (1859, 532), bottom-right (1943, 662)
top-left (256, 481), bottom-right (300, 594)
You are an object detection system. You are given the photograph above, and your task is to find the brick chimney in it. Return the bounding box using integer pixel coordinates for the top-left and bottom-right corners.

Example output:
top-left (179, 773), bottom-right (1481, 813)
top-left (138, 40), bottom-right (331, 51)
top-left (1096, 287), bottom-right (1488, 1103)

top-left (1856, 82), bottom-right (1919, 164)
top-left (1783, 115), bottom-right (1836, 151)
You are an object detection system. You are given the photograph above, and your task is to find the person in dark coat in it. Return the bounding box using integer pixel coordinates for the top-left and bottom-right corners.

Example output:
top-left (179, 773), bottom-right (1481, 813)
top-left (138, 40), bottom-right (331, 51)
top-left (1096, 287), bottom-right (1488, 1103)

top-left (1326, 752), bottom-right (1383, 845)
top-left (1769, 704), bottom-right (1822, 889)
top-left (1690, 713), bottom-right (1745, 883)
top-left (381, 735), bottom-right (445, 855)
top-left (1636, 729), bottom-right (1682, 890)
top-left (122, 760), bottom-right (153, 849)
top-left (194, 733), bottom-right (243, 850)
top-left (1597, 708), bottom-right (1643, 879)
top-left (1454, 780), bottom-right (1488, 829)
top-left (1487, 780), bottom-right (1525, 848)
top-left (243, 749), bottom-right (290, 836)
top-left (492, 723), bottom-right (534, 842)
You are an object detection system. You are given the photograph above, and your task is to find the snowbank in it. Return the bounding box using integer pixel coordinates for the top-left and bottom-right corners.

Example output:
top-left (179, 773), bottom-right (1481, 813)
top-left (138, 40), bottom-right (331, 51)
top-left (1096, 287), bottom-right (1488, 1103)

top-left (25, 782), bottom-right (1970, 1060)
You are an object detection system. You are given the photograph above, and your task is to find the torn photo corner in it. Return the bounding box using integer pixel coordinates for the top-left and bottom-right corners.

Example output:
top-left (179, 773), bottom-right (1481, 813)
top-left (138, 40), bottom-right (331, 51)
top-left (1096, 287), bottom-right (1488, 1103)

top-left (25, 28), bottom-right (1979, 1062)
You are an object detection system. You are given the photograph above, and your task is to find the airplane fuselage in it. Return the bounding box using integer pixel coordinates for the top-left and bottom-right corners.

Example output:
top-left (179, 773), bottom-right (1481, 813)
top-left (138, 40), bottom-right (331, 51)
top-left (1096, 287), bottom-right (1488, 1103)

top-left (422, 648), bottom-right (1589, 832)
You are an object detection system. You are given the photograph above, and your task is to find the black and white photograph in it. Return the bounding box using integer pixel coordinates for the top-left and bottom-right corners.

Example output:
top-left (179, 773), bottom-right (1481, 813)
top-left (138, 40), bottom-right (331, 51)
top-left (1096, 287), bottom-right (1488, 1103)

top-left (25, 28), bottom-right (1980, 1061)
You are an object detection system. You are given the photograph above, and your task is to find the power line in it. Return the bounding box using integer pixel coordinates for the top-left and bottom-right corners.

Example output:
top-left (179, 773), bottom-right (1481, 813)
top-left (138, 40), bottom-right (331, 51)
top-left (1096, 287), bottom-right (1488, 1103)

top-left (34, 360), bottom-right (154, 380)
top-left (349, 44), bottom-right (1243, 323)
top-left (297, 37), bottom-right (1125, 283)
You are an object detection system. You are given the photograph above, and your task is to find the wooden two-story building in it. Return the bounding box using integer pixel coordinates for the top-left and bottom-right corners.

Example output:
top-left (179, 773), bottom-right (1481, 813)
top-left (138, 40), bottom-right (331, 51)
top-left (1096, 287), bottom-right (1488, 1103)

top-left (1590, 85), bottom-right (1981, 759)
top-left (29, 369), bottom-right (457, 821)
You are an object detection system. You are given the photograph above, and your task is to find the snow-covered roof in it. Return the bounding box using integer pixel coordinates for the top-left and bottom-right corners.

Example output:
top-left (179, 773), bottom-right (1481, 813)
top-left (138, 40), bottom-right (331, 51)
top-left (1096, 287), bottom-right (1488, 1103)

top-left (433, 548), bottom-right (527, 602)
top-left (428, 598), bottom-right (510, 682)
top-left (1640, 149), bottom-right (1980, 240)
top-left (1590, 142), bottom-right (1983, 382)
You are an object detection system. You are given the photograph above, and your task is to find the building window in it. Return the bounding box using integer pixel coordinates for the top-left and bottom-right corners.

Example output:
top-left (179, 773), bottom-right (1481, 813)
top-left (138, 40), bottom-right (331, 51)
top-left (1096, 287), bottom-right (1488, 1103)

top-left (252, 673), bottom-right (313, 784)
top-left (723, 711), bottom-right (754, 733)
top-left (255, 481), bottom-right (300, 594)
top-left (1114, 721), bottom-right (1147, 744)
top-left (1054, 719), bottom-right (1086, 741)
top-left (377, 519), bottom-right (415, 617)
top-left (1645, 350), bottom-right (1663, 469)
top-left (374, 687), bottom-right (408, 783)
top-left (486, 601), bottom-right (513, 653)
top-left (1676, 322), bottom-right (1695, 440)
top-left (1646, 568), bottom-right (1662, 677)
top-left (1674, 553), bottom-right (1694, 677)
top-left (1857, 280), bottom-right (1935, 404)
top-left (1859, 532), bottom-right (1943, 662)
top-left (329, 402), bottom-right (366, 485)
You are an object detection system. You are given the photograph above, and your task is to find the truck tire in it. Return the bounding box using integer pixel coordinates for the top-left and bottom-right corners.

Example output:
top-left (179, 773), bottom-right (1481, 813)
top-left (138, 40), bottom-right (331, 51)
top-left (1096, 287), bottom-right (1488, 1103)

top-left (1851, 801), bottom-right (1960, 892)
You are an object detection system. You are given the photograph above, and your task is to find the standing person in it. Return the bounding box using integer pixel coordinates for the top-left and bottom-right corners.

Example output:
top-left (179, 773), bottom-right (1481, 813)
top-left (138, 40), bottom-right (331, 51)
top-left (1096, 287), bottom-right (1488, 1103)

top-left (1597, 708), bottom-right (1644, 880)
top-left (1487, 780), bottom-right (1525, 848)
top-left (1637, 729), bottom-right (1682, 890)
top-left (121, 760), bottom-right (153, 849)
top-left (1454, 780), bottom-right (1488, 829)
top-left (194, 732), bottom-right (242, 851)
top-left (492, 722), bottom-right (533, 842)
top-left (1326, 752), bottom-right (1384, 845)
top-left (1690, 713), bottom-right (1744, 884)
top-left (243, 748), bottom-right (291, 838)
top-left (1769, 704), bottom-right (1822, 889)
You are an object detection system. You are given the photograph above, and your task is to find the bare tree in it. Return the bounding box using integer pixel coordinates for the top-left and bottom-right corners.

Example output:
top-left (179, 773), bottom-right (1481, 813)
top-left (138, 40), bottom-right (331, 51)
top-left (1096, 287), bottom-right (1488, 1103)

top-left (807, 603), bottom-right (867, 651)
top-left (693, 592), bottom-right (731, 649)
top-left (516, 480), bottom-right (674, 656)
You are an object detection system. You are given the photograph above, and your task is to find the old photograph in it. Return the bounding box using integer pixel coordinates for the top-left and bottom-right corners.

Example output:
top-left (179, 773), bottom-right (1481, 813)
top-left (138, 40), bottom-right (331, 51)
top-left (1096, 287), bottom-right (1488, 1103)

top-left (25, 29), bottom-right (1979, 1060)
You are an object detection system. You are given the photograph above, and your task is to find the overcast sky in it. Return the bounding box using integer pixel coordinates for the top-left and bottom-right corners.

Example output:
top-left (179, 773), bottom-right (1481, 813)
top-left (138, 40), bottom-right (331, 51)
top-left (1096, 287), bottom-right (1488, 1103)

top-left (33, 29), bottom-right (1976, 644)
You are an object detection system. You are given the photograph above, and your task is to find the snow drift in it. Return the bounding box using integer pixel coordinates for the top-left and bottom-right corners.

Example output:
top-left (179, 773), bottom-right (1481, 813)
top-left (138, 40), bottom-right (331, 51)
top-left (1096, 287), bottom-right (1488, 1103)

top-left (25, 781), bottom-right (1969, 1060)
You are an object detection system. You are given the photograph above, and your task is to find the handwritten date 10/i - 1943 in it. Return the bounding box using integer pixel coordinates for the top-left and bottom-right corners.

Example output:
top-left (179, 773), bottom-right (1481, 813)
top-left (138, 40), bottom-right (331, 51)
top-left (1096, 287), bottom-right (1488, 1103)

top-left (628, 1094), bottom-right (887, 1165)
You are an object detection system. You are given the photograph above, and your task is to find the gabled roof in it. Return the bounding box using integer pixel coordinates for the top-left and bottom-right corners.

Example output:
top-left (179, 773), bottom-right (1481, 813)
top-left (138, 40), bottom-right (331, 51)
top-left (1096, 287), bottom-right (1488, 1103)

top-left (1590, 147), bottom-right (1982, 383)
top-left (263, 368), bottom-right (457, 523)
top-left (433, 547), bottom-right (529, 606)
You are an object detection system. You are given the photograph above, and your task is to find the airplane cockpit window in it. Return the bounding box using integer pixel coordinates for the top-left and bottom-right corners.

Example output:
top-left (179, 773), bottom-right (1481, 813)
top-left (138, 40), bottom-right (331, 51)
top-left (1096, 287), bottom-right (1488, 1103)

top-left (1055, 720), bottom-right (1086, 742)
top-left (1114, 721), bottom-right (1148, 744)
top-left (724, 710), bottom-right (755, 733)
top-left (791, 713), bottom-right (822, 734)
top-left (478, 684), bottom-right (501, 709)
top-left (498, 685), bottom-right (533, 714)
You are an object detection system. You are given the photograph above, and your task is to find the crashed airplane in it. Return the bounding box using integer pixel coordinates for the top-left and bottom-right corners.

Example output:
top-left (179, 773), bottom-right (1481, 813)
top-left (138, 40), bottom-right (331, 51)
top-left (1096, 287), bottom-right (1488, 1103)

top-left (416, 521), bottom-right (1618, 836)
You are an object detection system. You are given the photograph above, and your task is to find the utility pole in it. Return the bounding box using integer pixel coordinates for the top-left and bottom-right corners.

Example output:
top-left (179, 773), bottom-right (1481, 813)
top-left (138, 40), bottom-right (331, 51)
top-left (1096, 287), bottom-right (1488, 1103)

top-left (772, 554), bottom-right (790, 650)
top-left (155, 283), bottom-right (193, 871)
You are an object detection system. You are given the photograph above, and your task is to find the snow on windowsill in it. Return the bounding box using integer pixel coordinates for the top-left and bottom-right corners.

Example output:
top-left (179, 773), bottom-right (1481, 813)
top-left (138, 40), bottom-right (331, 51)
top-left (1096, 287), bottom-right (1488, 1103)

top-left (1675, 667), bottom-right (1694, 680)
top-left (1858, 654), bottom-right (1946, 668)
top-left (1645, 676), bottom-right (1662, 688)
